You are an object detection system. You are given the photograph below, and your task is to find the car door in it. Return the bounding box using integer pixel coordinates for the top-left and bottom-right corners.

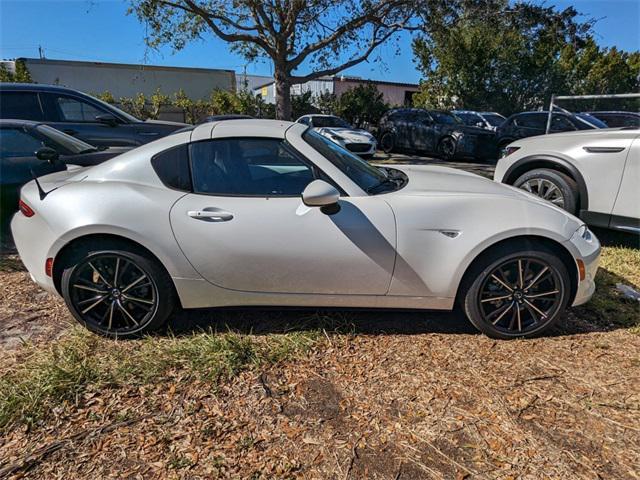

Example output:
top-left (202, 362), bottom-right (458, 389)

top-left (39, 92), bottom-right (140, 147)
top-left (169, 137), bottom-right (397, 295)
top-left (412, 112), bottom-right (436, 152)
top-left (611, 135), bottom-right (640, 227)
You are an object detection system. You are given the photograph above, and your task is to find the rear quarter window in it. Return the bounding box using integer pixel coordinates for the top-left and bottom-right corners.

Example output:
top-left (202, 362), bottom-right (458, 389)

top-left (0, 91), bottom-right (44, 120)
top-left (151, 144), bottom-right (192, 192)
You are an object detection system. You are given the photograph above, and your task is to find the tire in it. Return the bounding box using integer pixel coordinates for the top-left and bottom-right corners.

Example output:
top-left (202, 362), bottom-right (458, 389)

top-left (380, 132), bottom-right (395, 153)
top-left (460, 243), bottom-right (571, 339)
top-left (514, 168), bottom-right (578, 215)
top-left (437, 136), bottom-right (457, 160)
top-left (61, 244), bottom-right (177, 338)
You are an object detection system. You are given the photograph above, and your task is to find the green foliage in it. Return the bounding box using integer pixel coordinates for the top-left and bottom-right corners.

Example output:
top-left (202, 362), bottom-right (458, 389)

top-left (412, 1), bottom-right (638, 115)
top-left (95, 88), bottom-right (276, 123)
top-left (335, 84), bottom-right (389, 128)
top-left (291, 91), bottom-right (320, 120)
top-left (0, 59), bottom-right (34, 83)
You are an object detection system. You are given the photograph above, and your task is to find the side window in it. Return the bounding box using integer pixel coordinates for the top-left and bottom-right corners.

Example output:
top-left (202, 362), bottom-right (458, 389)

top-left (551, 114), bottom-right (576, 132)
top-left (0, 92), bottom-right (43, 120)
top-left (190, 138), bottom-right (315, 196)
top-left (299, 117), bottom-right (311, 126)
top-left (51, 95), bottom-right (107, 122)
top-left (151, 144), bottom-right (192, 191)
top-left (0, 128), bottom-right (44, 158)
top-left (518, 114), bottom-right (546, 129)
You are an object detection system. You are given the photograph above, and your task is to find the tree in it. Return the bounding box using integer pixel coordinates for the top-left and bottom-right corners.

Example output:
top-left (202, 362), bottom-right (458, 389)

top-left (130, 0), bottom-right (420, 120)
top-left (412, 0), bottom-right (597, 114)
top-left (0, 59), bottom-right (34, 83)
top-left (335, 83), bottom-right (388, 127)
top-left (557, 38), bottom-right (640, 110)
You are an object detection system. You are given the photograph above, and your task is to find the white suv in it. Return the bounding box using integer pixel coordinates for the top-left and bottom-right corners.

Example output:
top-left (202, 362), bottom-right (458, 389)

top-left (494, 128), bottom-right (639, 233)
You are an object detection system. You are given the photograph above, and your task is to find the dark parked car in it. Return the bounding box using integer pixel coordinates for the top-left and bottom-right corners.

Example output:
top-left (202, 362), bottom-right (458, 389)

top-left (452, 110), bottom-right (506, 131)
top-left (0, 83), bottom-right (188, 148)
top-left (0, 119), bottom-right (130, 242)
top-left (583, 111), bottom-right (640, 128)
top-left (378, 108), bottom-right (497, 160)
top-left (496, 111), bottom-right (606, 149)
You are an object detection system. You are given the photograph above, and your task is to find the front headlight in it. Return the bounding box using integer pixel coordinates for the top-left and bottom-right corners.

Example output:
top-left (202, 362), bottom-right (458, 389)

top-left (330, 134), bottom-right (345, 142)
top-left (576, 225), bottom-right (594, 242)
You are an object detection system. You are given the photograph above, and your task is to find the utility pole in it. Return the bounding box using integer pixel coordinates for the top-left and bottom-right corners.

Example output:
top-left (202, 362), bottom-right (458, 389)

top-left (38, 45), bottom-right (45, 59)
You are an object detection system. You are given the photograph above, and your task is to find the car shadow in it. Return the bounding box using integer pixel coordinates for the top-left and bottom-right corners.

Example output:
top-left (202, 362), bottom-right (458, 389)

top-left (592, 227), bottom-right (639, 249)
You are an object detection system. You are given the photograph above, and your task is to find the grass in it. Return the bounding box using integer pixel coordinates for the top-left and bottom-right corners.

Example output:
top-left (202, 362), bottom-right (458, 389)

top-left (576, 240), bottom-right (640, 333)
top-left (0, 326), bottom-right (319, 431)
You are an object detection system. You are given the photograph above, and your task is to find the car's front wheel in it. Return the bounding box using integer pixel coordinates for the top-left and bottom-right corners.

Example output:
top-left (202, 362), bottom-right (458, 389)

top-left (461, 244), bottom-right (571, 339)
top-left (380, 132), bottom-right (395, 153)
top-left (438, 136), bottom-right (457, 160)
top-left (61, 245), bottom-right (177, 338)
top-left (514, 169), bottom-right (578, 215)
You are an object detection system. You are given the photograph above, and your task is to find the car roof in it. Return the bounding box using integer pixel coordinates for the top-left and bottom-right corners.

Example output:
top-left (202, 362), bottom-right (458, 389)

top-left (586, 111), bottom-right (640, 116)
top-left (0, 118), bottom-right (41, 128)
top-left (0, 83), bottom-right (84, 94)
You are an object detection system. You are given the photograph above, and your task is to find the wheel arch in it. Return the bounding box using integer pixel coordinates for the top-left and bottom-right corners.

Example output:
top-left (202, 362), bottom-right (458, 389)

top-left (502, 155), bottom-right (589, 211)
top-left (455, 235), bottom-right (579, 307)
top-left (52, 233), bottom-right (181, 307)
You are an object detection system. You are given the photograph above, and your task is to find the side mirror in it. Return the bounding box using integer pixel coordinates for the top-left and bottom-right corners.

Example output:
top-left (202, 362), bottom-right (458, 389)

top-left (36, 147), bottom-right (59, 163)
top-left (95, 114), bottom-right (119, 126)
top-left (475, 121), bottom-right (485, 128)
top-left (302, 180), bottom-right (340, 208)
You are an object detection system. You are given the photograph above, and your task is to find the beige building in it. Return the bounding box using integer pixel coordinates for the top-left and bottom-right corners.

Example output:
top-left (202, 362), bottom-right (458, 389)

top-left (255, 76), bottom-right (420, 106)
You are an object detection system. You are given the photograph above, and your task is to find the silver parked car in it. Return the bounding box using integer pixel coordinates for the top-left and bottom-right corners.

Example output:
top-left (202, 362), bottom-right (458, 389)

top-left (495, 127), bottom-right (639, 233)
top-left (12, 120), bottom-right (600, 339)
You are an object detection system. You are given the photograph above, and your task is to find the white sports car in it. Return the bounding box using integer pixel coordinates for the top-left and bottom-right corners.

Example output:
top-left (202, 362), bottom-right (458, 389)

top-left (494, 127), bottom-right (639, 233)
top-left (296, 114), bottom-right (377, 158)
top-left (12, 120), bottom-right (600, 339)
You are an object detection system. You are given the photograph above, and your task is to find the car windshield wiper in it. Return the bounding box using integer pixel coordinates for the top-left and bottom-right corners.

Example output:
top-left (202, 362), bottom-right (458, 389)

top-left (366, 178), bottom-right (399, 194)
top-left (78, 147), bottom-right (98, 154)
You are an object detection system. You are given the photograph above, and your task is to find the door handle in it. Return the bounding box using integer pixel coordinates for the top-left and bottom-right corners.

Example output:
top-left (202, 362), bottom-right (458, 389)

top-left (187, 210), bottom-right (234, 221)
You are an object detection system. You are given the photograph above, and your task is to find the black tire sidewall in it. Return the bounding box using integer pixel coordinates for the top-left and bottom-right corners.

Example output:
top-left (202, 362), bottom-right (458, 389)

top-left (438, 137), bottom-right (456, 160)
top-left (463, 247), bottom-right (571, 339)
top-left (380, 132), bottom-right (395, 153)
top-left (61, 248), bottom-right (176, 338)
top-left (514, 168), bottom-right (578, 215)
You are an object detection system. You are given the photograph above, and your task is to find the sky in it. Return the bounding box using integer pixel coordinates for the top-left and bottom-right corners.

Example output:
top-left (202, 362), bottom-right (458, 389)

top-left (1, 0), bottom-right (638, 84)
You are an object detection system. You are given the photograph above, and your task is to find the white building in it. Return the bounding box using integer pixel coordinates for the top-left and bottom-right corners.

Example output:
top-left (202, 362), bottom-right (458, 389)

top-left (0, 58), bottom-right (236, 99)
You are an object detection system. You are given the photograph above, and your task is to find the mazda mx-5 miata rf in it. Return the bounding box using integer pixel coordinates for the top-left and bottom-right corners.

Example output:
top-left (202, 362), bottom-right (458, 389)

top-left (11, 120), bottom-right (601, 339)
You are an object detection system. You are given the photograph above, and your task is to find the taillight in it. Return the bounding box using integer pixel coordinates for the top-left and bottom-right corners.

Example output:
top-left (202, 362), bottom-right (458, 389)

top-left (45, 258), bottom-right (54, 277)
top-left (19, 200), bottom-right (35, 217)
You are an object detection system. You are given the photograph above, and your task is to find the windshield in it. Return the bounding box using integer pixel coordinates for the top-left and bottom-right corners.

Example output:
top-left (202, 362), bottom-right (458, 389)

top-left (303, 130), bottom-right (386, 193)
top-left (482, 114), bottom-right (505, 127)
top-left (455, 112), bottom-right (482, 126)
top-left (575, 113), bottom-right (608, 129)
top-left (89, 95), bottom-right (140, 123)
top-left (430, 111), bottom-right (462, 125)
top-left (312, 116), bottom-right (352, 128)
top-left (35, 124), bottom-right (96, 154)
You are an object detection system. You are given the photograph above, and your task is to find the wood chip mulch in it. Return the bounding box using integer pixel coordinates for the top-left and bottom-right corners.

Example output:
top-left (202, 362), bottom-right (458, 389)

top-left (1, 256), bottom-right (639, 479)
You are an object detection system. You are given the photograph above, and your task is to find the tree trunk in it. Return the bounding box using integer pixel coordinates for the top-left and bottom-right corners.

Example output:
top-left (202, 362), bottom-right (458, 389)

top-left (274, 72), bottom-right (292, 121)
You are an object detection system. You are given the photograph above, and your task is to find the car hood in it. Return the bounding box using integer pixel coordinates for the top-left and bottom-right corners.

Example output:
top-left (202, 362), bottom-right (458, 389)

top-left (316, 127), bottom-right (374, 142)
top-left (144, 119), bottom-right (190, 127)
top-left (387, 164), bottom-right (571, 212)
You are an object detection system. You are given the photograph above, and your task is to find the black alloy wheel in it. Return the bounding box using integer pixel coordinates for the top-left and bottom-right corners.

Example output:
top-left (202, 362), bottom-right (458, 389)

top-left (462, 246), bottom-right (571, 339)
top-left (62, 247), bottom-right (176, 338)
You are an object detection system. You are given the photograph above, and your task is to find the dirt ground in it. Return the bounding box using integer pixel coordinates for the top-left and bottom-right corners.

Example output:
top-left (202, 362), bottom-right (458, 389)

top-left (1, 154), bottom-right (639, 479)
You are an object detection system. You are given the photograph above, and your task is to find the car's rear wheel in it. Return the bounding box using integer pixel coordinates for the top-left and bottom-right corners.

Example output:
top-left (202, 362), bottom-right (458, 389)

top-left (514, 169), bottom-right (578, 215)
top-left (380, 132), bottom-right (395, 153)
top-left (438, 136), bottom-right (457, 160)
top-left (61, 246), bottom-right (176, 338)
top-left (461, 245), bottom-right (571, 339)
